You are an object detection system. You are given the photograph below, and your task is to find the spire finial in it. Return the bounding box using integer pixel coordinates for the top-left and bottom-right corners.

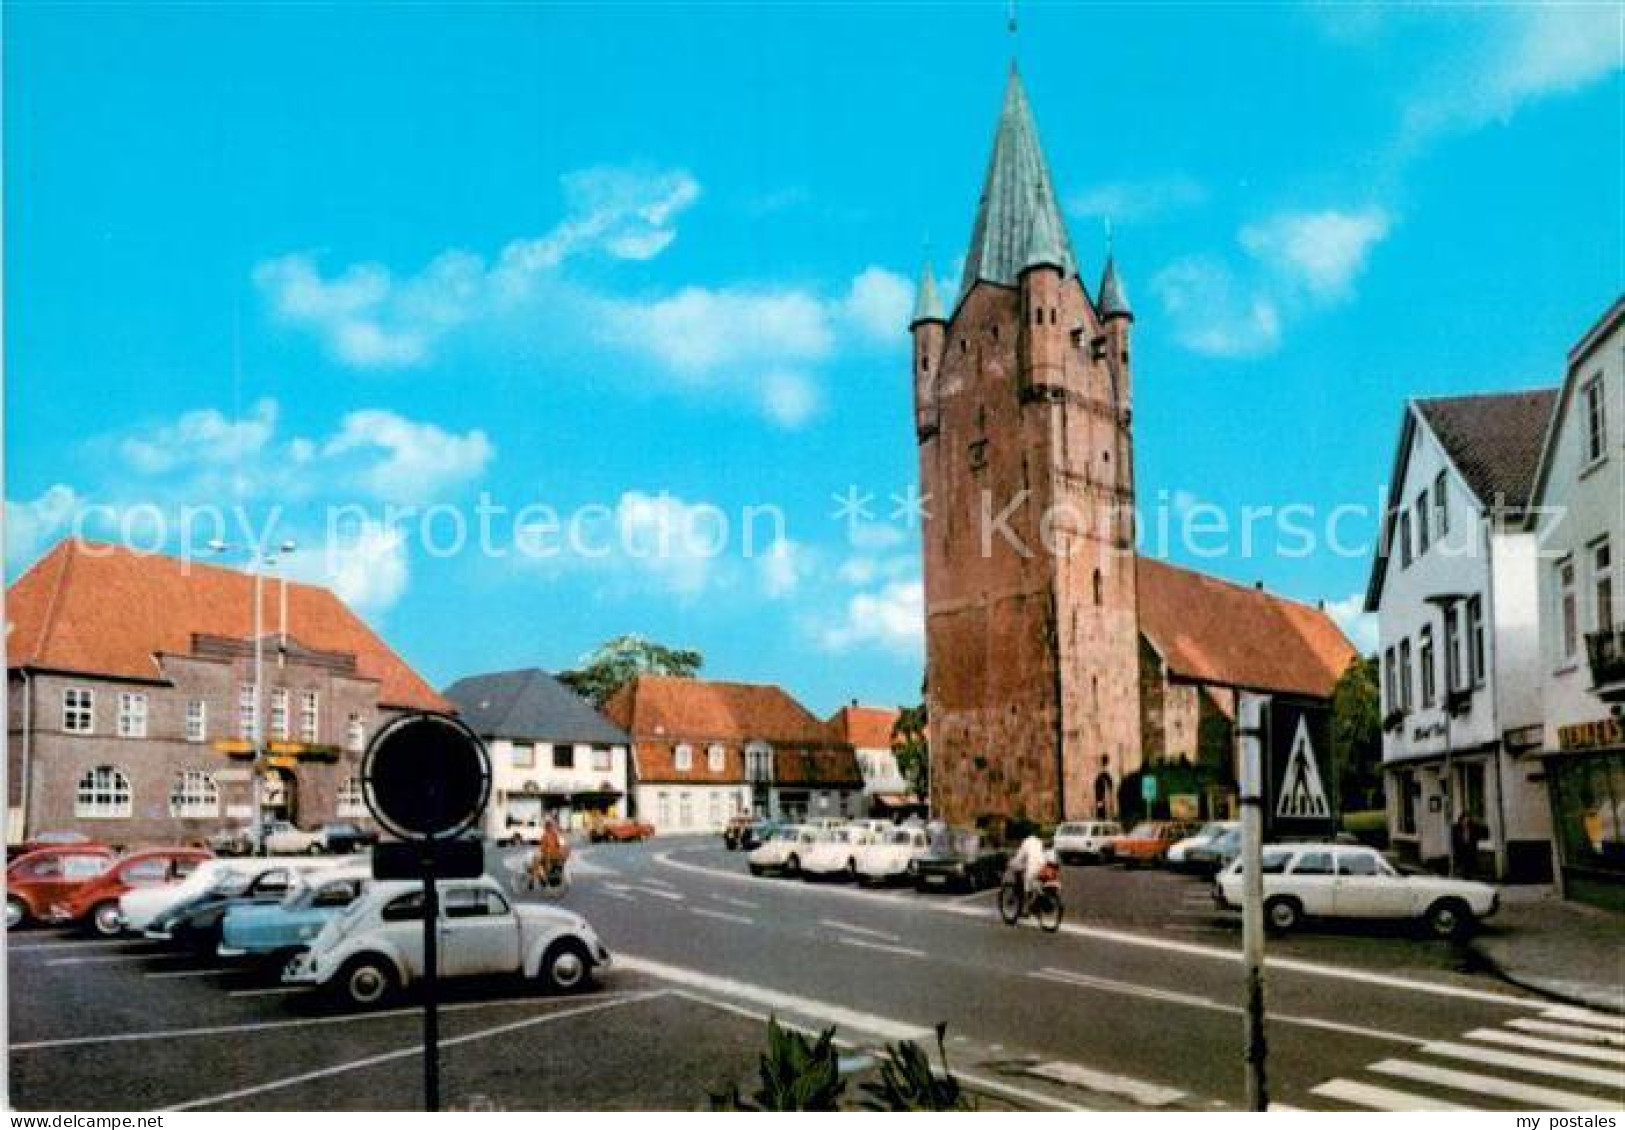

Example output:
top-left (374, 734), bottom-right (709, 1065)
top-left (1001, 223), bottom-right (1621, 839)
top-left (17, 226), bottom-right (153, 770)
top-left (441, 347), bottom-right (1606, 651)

top-left (1104, 215), bottom-right (1114, 259)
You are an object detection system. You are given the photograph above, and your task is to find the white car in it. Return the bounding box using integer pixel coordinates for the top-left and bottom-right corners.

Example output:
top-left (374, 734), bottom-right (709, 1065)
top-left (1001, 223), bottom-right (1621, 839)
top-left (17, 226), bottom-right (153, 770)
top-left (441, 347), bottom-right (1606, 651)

top-left (283, 875), bottom-right (610, 1008)
top-left (1166, 821), bottom-right (1239, 871)
top-left (263, 821), bottom-right (326, 855)
top-left (1052, 821), bottom-right (1122, 864)
top-left (855, 826), bottom-right (930, 885)
top-left (119, 859), bottom-right (244, 933)
top-left (746, 825), bottom-right (820, 877)
top-left (800, 826), bottom-right (880, 881)
top-left (1214, 843), bottom-right (1499, 938)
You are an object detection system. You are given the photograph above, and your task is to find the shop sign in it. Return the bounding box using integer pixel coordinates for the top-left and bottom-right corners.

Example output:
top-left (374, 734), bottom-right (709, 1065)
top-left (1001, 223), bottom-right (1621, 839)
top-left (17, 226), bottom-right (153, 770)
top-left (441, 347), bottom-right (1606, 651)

top-left (1558, 717), bottom-right (1624, 752)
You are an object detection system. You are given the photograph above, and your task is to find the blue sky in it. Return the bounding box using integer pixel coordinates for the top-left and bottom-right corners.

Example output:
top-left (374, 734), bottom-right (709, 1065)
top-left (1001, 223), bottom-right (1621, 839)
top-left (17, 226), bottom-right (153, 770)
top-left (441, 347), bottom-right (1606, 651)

top-left (6, 2), bottom-right (1621, 715)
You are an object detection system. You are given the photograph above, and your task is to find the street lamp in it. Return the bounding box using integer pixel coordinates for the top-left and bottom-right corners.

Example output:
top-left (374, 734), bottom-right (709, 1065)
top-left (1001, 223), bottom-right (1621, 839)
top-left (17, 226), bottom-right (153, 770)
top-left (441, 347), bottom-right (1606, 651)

top-left (1426, 592), bottom-right (1467, 878)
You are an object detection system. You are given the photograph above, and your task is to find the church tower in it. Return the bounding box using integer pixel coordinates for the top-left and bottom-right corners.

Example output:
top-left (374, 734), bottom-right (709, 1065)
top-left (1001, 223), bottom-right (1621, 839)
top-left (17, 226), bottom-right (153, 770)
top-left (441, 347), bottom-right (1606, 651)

top-left (913, 66), bottom-right (1142, 824)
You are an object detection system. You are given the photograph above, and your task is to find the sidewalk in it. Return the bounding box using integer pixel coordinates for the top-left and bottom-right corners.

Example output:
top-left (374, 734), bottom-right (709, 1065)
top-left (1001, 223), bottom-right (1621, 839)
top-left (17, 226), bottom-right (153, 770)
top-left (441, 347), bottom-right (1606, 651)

top-left (1468, 885), bottom-right (1625, 1014)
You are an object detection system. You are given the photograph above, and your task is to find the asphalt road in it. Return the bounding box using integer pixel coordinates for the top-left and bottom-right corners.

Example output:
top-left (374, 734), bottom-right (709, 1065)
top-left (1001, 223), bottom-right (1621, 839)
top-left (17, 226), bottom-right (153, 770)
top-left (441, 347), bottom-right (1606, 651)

top-left (7, 836), bottom-right (1624, 1112)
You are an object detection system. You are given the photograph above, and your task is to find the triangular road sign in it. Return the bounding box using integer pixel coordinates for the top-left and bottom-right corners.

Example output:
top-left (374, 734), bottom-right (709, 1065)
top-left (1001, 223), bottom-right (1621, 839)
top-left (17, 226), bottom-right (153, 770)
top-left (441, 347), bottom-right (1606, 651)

top-left (1276, 716), bottom-right (1330, 820)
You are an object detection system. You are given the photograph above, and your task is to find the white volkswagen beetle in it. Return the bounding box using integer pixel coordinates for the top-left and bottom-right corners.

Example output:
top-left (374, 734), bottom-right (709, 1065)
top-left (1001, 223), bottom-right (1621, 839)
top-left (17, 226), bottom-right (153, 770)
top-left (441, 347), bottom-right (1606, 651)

top-left (1214, 843), bottom-right (1499, 938)
top-left (746, 824), bottom-right (817, 877)
top-left (283, 875), bottom-right (611, 1007)
top-left (855, 826), bottom-right (930, 886)
top-left (799, 825), bottom-right (880, 881)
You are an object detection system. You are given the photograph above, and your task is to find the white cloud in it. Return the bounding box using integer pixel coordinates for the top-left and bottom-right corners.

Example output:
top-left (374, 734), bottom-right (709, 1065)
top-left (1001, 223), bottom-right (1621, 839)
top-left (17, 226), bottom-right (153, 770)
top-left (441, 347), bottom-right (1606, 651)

top-left (760, 370), bottom-right (821, 428)
top-left (1067, 175), bottom-right (1208, 223)
top-left (1152, 257), bottom-right (1283, 360)
top-left (1324, 593), bottom-right (1378, 655)
top-left (818, 577), bottom-right (924, 657)
top-left (4, 484), bottom-right (84, 570)
top-left (1240, 208), bottom-right (1390, 299)
top-left (838, 266), bottom-right (914, 341)
top-left (756, 537), bottom-right (807, 599)
top-left (283, 521), bottom-right (411, 616)
top-left (120, 399), bottom-right (279, 476)
top-left (323, 410), bottom-right (493, 501)
top-left (601, 286), bottom-right (835, 376)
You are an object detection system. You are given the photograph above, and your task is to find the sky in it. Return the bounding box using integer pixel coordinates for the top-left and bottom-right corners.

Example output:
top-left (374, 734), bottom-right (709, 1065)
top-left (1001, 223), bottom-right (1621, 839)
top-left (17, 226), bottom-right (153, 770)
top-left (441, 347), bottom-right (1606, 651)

top-left (5, 2), bottom-right (1622, 716)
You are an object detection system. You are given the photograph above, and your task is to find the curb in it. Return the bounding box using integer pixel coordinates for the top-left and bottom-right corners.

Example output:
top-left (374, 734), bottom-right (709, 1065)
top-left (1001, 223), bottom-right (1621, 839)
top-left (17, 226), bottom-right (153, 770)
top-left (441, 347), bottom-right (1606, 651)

top-left (1466, 936), bottom-right (1625, 1016)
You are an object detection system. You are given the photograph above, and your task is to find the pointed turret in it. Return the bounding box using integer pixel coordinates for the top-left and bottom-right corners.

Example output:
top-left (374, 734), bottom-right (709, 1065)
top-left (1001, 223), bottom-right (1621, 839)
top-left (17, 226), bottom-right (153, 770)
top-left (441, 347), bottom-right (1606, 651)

top-left (910, 260), bottom-right (946, 327)
top-left (959, 66), bottom-right (1075, 297)
top-left (1098, 254), bottom-right (1132, 321)
top-left (911, 258), bottom-right (946, 443)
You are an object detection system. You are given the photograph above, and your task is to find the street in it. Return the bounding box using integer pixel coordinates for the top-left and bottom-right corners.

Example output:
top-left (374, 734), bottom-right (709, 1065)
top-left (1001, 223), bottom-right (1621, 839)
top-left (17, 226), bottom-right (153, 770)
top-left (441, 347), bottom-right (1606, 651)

top-left (8, 837), bottom-right (1624, 1112)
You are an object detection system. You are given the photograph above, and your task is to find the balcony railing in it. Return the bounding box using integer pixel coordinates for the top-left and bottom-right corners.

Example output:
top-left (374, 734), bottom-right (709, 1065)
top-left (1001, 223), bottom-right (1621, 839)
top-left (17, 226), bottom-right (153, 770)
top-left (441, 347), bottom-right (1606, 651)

top-left (1585, 625), bottom-right (1625, 699)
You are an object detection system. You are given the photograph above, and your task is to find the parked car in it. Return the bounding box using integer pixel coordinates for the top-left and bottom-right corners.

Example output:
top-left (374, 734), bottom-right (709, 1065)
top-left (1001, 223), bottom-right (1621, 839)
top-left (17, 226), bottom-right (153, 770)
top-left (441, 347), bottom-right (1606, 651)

top-left (1052, 821), bottom-right (1122, 865)
top-left (47, 848), bottom-right (213, 936)
top-left (6, 846), bottom-right (116, 930)
top-left (855, 825), bottom-right (930, 886)
top-left (498, 823), bottom-right (544, 848)
top-left (1167, 821), bottom-right (1239, 872)
top-left (1105, 821), bottom-right (1199, 867)
top-left (7, 831), bottom-right (100, 863)
top-left (321, 823), bottom-right (378, 854)
top-left (219, 866), bottom-right (371, 962)
top-left (800, 826), bottom-right (880, 881)
top-left (142, 862), bottom-right (302, 951)
top-left (206, 825), bottom-right (255, 855)
top-left (263, 821), bottom-right (325, 855)
top-left (283, 875), bottom-right (611, 1007)
top-left (1214, 843), bottom-right (1500, 939)
top-left (1184, 826), bottom-right (1242, 875)
top-left (914, 828), bottom-right (1010, 893)
top-left (120, 857), bottom-right (247, 934)
top-left (746, 824), bottom-right (819, 876)
top-left (589, 819), bottom-right (654, 843)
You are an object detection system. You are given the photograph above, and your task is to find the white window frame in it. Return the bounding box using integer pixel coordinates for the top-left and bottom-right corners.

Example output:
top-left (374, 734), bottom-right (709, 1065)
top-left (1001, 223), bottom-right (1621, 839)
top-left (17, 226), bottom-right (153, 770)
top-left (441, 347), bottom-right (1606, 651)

top-left (299, 690), bottom-right (319, 743)
top-left (511, 742), bottom-right (535, 769)
top-left (1398, 638), bottom-right (1414, 712)
top-left (1419, 626), bottom-right (1436, 707)
top-left (239, 685), bottom-right (258, 740)
top-left (592, 747), bottom-right (613, 773)
top-left (62, 687), bottom-right (95, 734)
top-left (270, 688), bottom-right (290, 741)
top-left (707, 744), bottom-right (726, 773)
top-left (674, 744), bottom-right (693, 772)
top-left (185, 699), bottom-right (207, 743)
top-left (75, 765), bottom-right (132, 819)
top-left (1559, 557), bottom-right (1579, 662)
top-left (1414, 494), bottom-right (1430, 555)
top-left (1582, 373), bottom-right (1607, 466)
top-left (336, 776), bottom-right (368, 818)
top-left (1593, 538), bottom-right (1615, 631)
top-left (346, 713), bottom-right (365, 754)
top-left (1433, 470), bottom-right (1449, 538)
top-left (168, 769), bottom-right (220, 818)
top-left (1466, 595), bottom-right (1486, 687)
top-left (117, 692), bottom-right (148, 739)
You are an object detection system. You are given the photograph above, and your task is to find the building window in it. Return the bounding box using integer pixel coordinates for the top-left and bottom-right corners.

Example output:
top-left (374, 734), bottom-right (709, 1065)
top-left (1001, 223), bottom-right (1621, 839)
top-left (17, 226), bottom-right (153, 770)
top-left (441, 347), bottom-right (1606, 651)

top-left (678, 792), bottom-right (693, 828)
top-left (1093, 569), bottom-right (1103, 606)
top-left (708, 744), bottom-right (726, 772)
top-left (1398, 638), bottom-right (1414, 712)
top-left (168, 770), bottom-right (219, 818)
top-left (592, 747), bottom-right (613, 772)
top-left (270, 688), bottom-right (290, 740)
top-left (1595, 540), bottom-right (1615, 630)
top-left (239, 686), bottom-right (258, 740)
top-left (674, 744), bottom-right (693, 772)
top-left (1582, 374), bottom-right (1607, 465)
top-left (657, 792), bottom-right (671, 827)
top-left (511, 742), bottom-right (535, 769)
top-left (1414, 494), bottom-right (1430, 555)
top-left (747, 743), bottom-right (772, 783)
top-left (336, 776), bottom-right (368, 818)
top-left (1383, 648), bottom-right (1397, 712)
top-left (75, 766), bottom-right (132, 819)
top-left (1395, 771), bottom-right (1417, 835)
top-left (185, 699), bottom-right (207, 743)
top-left (1433, 471), bottom-right (1449, 538)
top-left (299, 691), bottom-right (319, 743)
top-left (708, 791), bottom-right (723, 826)
top-left (1419, 627), bottom-right (1436, 707)
top-left (1559, 558), bottom-right (1579, 661)
top-left (1399, 511), bottom-right (1413, 568)
top-left (117, 692), bottom-right (148, 739)
top-left (1443, 604), bottom-right (1462, 694)
top-left (346, 713), bottom-right (365, 753)
top-left (62, 688), bottom-right (94, 734)
top-left (553, 744), bottom-right (575, 769)
top-left (1466, 596), bottom-right (1486, 686)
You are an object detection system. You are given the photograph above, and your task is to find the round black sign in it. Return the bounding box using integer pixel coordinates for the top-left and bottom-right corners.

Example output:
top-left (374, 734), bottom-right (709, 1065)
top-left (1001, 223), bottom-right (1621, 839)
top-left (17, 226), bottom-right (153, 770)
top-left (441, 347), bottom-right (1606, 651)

top-left (361, 712), bottom-right (492, 841)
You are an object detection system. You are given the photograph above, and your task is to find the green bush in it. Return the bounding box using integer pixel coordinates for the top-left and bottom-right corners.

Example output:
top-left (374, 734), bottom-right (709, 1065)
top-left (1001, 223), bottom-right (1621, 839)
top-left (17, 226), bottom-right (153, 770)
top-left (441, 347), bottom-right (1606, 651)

top-left (710, 1017), bottom-right (844, 1111)
top-left (859, 1023), bottom-right (974, 1112)
top-left (1341, 809), bottom-right (1388, 848)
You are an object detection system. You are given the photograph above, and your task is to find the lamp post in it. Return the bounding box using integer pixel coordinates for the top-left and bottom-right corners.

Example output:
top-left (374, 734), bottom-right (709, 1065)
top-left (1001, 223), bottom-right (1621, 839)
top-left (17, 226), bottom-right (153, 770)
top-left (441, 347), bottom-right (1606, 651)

top-left (1426, 592), bottom-right (1467, 878)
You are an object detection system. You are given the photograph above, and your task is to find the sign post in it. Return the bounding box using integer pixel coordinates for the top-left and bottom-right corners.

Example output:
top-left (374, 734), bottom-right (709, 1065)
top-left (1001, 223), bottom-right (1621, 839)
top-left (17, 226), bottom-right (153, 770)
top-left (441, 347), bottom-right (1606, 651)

top-left (1237, 693), bottom-right (1269, 1112)
top-left (362, 712), bottom-right (491, 1113)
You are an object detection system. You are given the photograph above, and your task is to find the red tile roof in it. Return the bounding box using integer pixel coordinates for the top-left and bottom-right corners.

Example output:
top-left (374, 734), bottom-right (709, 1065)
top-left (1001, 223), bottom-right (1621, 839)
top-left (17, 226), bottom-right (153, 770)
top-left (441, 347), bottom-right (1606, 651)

top-left (772, 747), bottom-right (863, 788)
top-left (630, 741), bottom-right (748, 785)
top-left (827, 704), bottom-right (900, 750)
top-left (1137, 557), bottom-right (1358, 700)
top-left (7, 540), bottom-right (449, 712)
top-left (602, 675), bottom-right (831, 744)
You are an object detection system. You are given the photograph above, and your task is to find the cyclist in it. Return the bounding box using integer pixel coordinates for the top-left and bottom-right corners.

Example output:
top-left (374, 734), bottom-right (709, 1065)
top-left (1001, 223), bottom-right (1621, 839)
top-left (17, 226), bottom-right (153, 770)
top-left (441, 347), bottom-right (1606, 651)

top-left (529, 818), bottom-right (568, 888)
top-left (1007, 831), bottom-right (1047, 914)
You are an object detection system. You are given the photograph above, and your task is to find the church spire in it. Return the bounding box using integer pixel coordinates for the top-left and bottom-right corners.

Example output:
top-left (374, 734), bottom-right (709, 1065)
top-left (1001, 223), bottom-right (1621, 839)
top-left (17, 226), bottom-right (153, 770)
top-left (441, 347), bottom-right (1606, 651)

top-left (959, 66), bottom-right (1075, 297)
top-left (1098, 253), bottom-right (1132, 321)
top-left (911, 258), bottom-right (946, 326)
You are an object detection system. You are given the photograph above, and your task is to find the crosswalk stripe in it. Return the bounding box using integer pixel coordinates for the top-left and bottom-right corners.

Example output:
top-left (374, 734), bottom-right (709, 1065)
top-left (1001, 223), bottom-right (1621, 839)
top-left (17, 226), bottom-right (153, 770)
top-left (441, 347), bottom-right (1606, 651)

top-left (1311, 1078), bottom-right (1473, 1111)
top-left (1510, 1019), bottom-right (1625, 1048)
top-left (1423, 1041), bottom-right (1625, 1089)
top-left (1467, 1028), bottom-right (1625, 1066)
top-left (1543, 1007), bottom-right (1625, 1032)
top-left (1370, 1058), bottom-right (1619, 1111)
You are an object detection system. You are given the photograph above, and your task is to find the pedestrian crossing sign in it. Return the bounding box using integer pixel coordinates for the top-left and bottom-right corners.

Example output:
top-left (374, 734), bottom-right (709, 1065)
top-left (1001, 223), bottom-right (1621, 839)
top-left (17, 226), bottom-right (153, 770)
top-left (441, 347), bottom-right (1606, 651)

top-left (1276, 716), bottom-right (1330, 820)
top-left (1265, 698), bottom-right (1336, 838)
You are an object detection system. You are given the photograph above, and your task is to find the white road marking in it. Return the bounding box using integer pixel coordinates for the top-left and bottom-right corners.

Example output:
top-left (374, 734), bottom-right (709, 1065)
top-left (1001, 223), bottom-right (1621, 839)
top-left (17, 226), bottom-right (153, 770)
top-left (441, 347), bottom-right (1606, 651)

top-left (691, 907), bottom-right (753, 925)
top-left (1311, 1078), bottom-right (1473, 1111)
top-left (957, 1070), bottom-right (1096, 1111)
top-left (145, 968), bottom-right (233, 980)
top-left (836, 937), bottom-right (926, 959)
top-left (1370, 1058), bottom-right (1620, 1110)
top-left (600, 890), bottom-right (636, 903)
top-left (167, 992), bottom-right (663, 1110)
top-left (227, 986), bottom-right (302, 998)
top-left (1464, 1027), bottom-right (1625, 1065)
top-left (45, 953), bottom-right (183, 966)
top-left (1026, 1060), bottom-right (1185, 1107)
top-left (1543, 1006), bottom-right (1625, 1032)
top-left (8, 939), bottom-right (154, 953)
top-left (1509, 1018), bottom-right (1625, 1047)
top-left (1422, 1041), bottom-right (1625, 1089)
top-left (639, 876), bottom-right (677, 890)
top-left (818, 919), bottom-right (900, 943)
top-left (711, 894), bottom-right (758, 910)
top-left (629, 885), bottom-right (685, 902)
top-left (617, 954), bottom-right (932, 1043)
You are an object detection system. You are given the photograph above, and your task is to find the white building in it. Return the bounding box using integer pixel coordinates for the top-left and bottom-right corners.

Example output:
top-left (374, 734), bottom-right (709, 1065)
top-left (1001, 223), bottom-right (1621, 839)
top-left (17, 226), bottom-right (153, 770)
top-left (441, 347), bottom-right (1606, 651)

top-left (1526, 296), bottom-right (1625, 909)
top-left (442, 669), bottom-right (631, 837)
top-left (825, 703), bottom-right (923, 817)
top-left (1365, 389), bottom-right (1558, 881)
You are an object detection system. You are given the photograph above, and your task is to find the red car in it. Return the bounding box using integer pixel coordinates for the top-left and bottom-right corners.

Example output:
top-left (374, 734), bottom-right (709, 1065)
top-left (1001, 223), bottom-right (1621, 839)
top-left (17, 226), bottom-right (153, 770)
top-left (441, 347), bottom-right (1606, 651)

top-left (6, 846), bottom-right (117, 930)
top-left (590, 819), bottom-right (655, 843)
top-left (1104, 821), bottom-right (1199, 868)
top-left (7, 831), bottom-right (104, 864)
top-left (46, 848), bottom-right (212, 936)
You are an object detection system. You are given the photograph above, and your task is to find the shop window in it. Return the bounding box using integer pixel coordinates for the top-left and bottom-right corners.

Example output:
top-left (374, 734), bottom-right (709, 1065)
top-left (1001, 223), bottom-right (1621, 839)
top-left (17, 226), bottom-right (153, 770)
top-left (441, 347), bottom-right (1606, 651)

top-left (1457, 761), bottom-right (1487, 826)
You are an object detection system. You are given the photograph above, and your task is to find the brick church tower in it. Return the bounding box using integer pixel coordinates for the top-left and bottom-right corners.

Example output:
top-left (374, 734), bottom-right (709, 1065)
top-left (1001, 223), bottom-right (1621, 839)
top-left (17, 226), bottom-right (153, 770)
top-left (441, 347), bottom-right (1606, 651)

top-left (913, 66), bottom-right (1142, 825)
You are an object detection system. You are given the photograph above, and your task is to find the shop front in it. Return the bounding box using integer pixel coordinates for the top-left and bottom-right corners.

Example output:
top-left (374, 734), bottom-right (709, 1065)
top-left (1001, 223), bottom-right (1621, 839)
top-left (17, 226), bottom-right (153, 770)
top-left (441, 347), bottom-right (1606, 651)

top-left (1544, 716), bottom-right (1625, 911)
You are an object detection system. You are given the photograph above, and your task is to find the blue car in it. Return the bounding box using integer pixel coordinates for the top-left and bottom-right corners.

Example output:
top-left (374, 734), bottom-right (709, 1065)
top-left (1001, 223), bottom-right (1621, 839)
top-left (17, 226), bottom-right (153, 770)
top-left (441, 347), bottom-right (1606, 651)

top-left (217, 867), bottom-right (370, 960)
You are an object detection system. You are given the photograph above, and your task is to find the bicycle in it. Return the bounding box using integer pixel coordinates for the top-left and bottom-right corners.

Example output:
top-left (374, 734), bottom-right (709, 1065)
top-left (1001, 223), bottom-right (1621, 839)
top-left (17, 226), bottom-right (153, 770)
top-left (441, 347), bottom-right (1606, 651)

top-left (520, 853), bottom-right (571, 899)
top-left (998, 866), bottom-right (1064, 932)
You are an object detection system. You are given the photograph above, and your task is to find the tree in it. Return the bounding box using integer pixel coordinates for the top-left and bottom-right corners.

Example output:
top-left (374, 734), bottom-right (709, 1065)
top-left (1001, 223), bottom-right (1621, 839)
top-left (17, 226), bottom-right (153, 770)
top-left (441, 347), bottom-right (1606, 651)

top-left (557, 634), bottom-right (704, 707)
top-left (1330, 654), bottom-right (1383, 813)
top-left (892, 703), bottom-right (929, 800)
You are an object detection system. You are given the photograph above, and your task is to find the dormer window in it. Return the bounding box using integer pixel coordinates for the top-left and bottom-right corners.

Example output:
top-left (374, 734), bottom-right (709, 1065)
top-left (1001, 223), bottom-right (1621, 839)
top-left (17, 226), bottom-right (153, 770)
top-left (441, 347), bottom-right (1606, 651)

top-left (674, 744), bottom-right (693, 772)
top-left (708, 744), bottom-right (725, 772)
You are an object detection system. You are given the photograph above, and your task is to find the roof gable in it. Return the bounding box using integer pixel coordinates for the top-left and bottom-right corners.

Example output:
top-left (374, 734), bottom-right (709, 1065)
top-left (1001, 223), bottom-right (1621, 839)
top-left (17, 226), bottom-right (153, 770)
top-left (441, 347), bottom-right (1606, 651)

top-left (1415, 389), bottom-right (1557, 514)
top-left (827, 704), bottom-right (899, 750)
top-left (603, 675), bottom-right (830, 744)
